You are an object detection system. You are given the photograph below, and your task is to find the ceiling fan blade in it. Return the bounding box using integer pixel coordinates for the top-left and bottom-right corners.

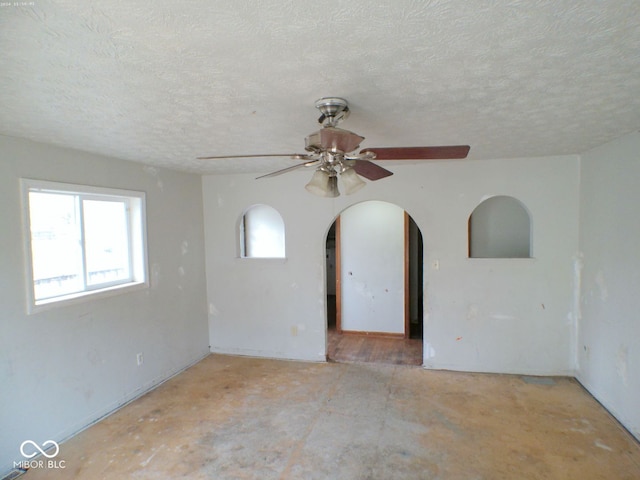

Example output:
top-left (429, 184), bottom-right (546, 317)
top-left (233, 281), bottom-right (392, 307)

top-left (197, 153), bottom-right (309, 160)
top-left (256, 159), bottom-right (320, 179)
top-left (359, 145), bottom-right (470, 160)
top-left (353, 160), bottom-right (394, 181)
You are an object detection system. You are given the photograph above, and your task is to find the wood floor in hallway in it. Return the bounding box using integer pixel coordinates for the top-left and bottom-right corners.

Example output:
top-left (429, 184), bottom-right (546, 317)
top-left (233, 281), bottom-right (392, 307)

top-left (20, 354), bottom-right (640, 480)
top-left (327, 328), bottom-right (423, 365)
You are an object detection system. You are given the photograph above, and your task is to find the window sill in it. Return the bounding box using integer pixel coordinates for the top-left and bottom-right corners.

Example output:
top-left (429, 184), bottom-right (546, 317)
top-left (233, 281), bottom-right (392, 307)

top-left (28, 281), bottom-right (148, 315)
top-left (237, 257), bottom-right (288, 260)
top-left (467, 257), bottom-right (536, 260)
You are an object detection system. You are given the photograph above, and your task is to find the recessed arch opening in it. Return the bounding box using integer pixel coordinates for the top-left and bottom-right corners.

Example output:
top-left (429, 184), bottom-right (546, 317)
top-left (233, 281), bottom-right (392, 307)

top-left (238, 204), bottom-right (286, 258)
top-left (324, 200), bottom-right (424, 365)
top-left (468, 195), bottom-right (532, 258)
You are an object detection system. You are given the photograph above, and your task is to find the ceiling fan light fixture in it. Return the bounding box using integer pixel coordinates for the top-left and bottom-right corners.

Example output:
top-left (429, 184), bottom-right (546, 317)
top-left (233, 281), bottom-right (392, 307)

top-left (326, 175), bottom-right (340, 197)
top-left (305, 169), bottom-right (331, 196)
top-left (340, 167), bottom-right (366, 195)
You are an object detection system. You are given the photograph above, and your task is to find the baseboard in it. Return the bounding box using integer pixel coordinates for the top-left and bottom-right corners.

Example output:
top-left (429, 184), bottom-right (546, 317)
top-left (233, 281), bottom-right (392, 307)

top-left (574, 376), bottom-right (640, 444)
top-left (339, 330), bottom-right (405, 338)
top-left (2, 351), bottom-right (211, 480)
top-left (209, 346), bottom-right (326, 363)
top-left (50, 353), bottom-right (207, 454)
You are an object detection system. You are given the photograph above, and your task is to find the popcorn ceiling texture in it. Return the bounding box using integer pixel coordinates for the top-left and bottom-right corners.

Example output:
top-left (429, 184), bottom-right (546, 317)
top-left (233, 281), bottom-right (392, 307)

top-left (0, 0), bottom-right (639, 174)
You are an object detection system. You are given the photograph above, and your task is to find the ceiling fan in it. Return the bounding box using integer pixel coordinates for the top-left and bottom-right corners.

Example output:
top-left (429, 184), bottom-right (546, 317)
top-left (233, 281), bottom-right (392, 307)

top-left (198, 97), bottom-right (470, 197)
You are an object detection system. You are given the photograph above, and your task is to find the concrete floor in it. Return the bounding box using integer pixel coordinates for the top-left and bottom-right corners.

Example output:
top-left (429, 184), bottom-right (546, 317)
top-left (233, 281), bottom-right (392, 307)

top-left (22, 354), bottom-right (640, 479)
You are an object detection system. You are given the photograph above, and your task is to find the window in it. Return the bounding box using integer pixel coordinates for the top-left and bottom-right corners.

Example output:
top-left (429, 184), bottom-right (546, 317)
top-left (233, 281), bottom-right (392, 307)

top-left (22, 179), bottom-right (147, 311)
top-left (468, 196), bottom-right (531, 258)
top-left (240, 205), bottom-right (285, 258)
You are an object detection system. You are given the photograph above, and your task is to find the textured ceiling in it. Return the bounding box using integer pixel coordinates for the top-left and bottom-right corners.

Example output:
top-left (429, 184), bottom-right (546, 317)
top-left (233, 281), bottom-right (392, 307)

top-left (1, 0), bottom-right (639, 174)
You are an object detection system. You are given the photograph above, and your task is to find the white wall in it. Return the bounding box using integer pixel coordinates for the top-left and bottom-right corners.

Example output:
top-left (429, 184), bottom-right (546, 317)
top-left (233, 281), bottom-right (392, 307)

top-left (202, 153), bottom-right (580, 374)
top-left (577, 131), bottom-right (640, 441)
top-left (0, 136), bottom-right (210, 474)
top-left (203, 173), bottom-right (333, 362)
top-left (340, 201), bottom-right (405, 334)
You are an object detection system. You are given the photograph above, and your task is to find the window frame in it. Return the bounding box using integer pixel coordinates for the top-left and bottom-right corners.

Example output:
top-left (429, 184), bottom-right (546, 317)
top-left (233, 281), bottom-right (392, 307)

top-left (21, 179), bottom-right (149, 314)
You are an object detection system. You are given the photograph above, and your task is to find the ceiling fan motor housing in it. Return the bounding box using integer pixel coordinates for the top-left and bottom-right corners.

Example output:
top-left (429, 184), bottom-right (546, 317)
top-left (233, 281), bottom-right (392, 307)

top-left (315, 97), bottom-right (350, 127)
top-left (305, 127), bottom-right (365, 154)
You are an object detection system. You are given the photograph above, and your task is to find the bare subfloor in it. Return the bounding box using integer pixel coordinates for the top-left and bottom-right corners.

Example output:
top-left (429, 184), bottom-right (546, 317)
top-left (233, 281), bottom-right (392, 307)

top-left (23, 355), bottom-right (640, 479)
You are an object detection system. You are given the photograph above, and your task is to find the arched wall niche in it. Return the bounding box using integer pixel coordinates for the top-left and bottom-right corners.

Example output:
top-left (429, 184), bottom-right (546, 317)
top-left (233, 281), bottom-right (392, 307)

top-left (468, 195), bottom-right (532, 258)
top-left (238, 204), bottom-right (286, 258)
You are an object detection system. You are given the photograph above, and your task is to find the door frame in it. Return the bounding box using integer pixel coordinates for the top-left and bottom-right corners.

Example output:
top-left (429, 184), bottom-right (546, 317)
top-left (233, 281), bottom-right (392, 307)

top-left (404, 211), bottom-right (410, 338)
top-left (334, 216), bottom-right (342, 333)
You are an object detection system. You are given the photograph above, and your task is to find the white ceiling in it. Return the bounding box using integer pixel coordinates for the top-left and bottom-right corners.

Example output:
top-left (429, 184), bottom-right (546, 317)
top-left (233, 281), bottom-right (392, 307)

top-left (1, 1), bottom-right (639, 175)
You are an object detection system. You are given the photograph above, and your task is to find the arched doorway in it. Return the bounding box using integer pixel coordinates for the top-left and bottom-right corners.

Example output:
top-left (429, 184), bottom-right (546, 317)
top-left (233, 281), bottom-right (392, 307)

top-left (325, 201), bottom-right (423, 365)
